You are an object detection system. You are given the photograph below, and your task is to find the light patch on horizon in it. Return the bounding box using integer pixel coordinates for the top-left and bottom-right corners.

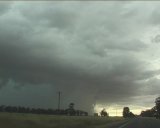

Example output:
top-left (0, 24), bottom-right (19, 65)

top-left (94, 104), bottom-right (153, 116)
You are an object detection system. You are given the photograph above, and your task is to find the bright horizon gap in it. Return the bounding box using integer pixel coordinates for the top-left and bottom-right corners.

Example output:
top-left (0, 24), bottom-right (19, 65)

top-left (93, 104), bottom-right (153, 116)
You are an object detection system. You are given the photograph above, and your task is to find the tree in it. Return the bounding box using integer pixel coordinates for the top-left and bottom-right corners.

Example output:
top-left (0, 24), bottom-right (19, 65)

top-left (123, 107), bottom-right (130, 118)
top-left (123, 107), bottom-right (135, 118)
top-left (66, 103), bottom-right (76, 116)
top-left (155, 97), bottom-right (160, 119)
top-left (69, 103), bottom-right (75, 110)
top-left (100, 108), bottom-right (108, 117)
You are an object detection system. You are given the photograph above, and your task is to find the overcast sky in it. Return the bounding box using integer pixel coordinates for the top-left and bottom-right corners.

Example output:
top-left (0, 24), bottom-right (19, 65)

top-left (0, 1), bottom-right (160, 115)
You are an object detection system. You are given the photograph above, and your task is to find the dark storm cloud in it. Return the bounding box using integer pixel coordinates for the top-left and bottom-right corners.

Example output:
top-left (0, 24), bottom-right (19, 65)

top-left (0, 2), bottom-right (160, 112)
top-left (0, 2), bottom-right (11, 15)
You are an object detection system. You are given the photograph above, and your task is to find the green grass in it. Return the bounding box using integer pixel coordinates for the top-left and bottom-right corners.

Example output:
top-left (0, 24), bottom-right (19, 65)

top-left (0, 112), bottom-right (124, 128)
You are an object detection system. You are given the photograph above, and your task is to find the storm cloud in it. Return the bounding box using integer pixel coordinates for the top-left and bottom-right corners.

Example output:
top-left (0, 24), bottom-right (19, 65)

top-left (0, 1), bottom-right (160, 113)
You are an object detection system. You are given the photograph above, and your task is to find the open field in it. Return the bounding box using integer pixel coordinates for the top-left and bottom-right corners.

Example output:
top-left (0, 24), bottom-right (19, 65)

top-left (0, 112), bottom-right (124, 128)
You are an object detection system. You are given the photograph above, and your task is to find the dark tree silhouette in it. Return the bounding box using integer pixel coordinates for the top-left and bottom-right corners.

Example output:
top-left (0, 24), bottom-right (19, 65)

top-left (0, 104), bottom-right (88, 116)
top-left (100, 108), bottom-right (108, 117)
top-left (69, 103), bottom-right (74, 109)
top-left (141, 110), bottom-right (154, 117)
top-left (140, 107), bottom-right (156, 117)
top-left (123, 107), bottom-right (135, 118)
top-left (65, 103), bottom-right (76, 116)
top-left (123, 107), bottom-right (130, 118)
top-left (155, 97), bottom-right (160, 119)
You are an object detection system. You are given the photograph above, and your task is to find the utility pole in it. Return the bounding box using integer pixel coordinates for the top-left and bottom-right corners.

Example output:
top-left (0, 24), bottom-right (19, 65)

top-left (58, 91), bottom-right (61, 110)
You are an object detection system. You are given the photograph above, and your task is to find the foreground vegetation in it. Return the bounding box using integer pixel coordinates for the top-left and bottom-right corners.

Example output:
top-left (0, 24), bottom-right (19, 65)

top-left (0, 112), bottom-right (124, 128)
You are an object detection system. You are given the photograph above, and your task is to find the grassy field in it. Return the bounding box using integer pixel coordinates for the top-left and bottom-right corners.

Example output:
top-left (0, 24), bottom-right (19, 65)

top-left (0, 112), bottom-right (124, 128)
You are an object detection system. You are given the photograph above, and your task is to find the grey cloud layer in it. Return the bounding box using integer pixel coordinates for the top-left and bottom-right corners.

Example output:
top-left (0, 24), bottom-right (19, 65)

top-left (0, 2), bottom-right (160, 112)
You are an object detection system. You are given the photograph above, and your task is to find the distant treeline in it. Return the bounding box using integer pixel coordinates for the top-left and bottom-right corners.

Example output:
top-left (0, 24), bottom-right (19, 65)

top-left (0, 105), bottom-right (88, 116)
top-left (140, 107), bottom-right (156, 117)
